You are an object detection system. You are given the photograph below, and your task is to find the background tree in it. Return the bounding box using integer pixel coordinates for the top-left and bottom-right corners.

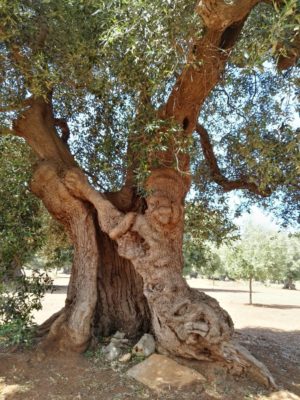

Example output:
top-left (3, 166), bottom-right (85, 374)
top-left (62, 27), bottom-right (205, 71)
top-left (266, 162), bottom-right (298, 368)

top-left (220, 236), bottom-right (270, 305)
top-left (219, 223), bottom-right (300, 303)
top-left (0, 136), bottom-right (43, 281)
top-left (0, 136), bottom-right (53, 346)
top-left (183, 201), bottom-right (236, 277)
top-left (0, 0), bottom-right (299, 385)
top-left (266, 232), bottom-right (300, 289)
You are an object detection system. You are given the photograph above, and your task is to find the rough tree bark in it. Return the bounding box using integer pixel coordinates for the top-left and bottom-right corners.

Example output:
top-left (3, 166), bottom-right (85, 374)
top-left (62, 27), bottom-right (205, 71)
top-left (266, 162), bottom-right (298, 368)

top-left (95, 228), bottom-right (150, 338)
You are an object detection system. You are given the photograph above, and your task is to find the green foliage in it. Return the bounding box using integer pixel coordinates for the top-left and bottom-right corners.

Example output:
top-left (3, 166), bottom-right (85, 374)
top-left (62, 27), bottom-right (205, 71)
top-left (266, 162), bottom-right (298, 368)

top-left (194, 56), bottom-right (299, 224)
top-left (0, 0), bottom-right (298, 213)
top-left (185, 202), bottom-right (238, 245)
top-left (0, 136), bottom-right (62, 346)
top-left (215, 222), bottom-right (300, 302)
top-left (219, 223), bottom-right (300, 284)
top-left (183, 241), bottom-right (225, 278)
top-left (0, 271), bottom-right (52, 346)
top-left (183, 201), bottom-right (237, 276)
top-left (0, 136), bottom-right (44, 280)
top-left (0, 0), bottom-right (200, 189)
top-left (231, 1), bottom-right (299, 68)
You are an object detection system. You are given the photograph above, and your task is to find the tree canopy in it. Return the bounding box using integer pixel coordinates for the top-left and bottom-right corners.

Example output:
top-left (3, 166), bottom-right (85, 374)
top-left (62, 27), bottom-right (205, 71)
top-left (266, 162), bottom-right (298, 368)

top-left (0, 0), bottom-right (299, 225)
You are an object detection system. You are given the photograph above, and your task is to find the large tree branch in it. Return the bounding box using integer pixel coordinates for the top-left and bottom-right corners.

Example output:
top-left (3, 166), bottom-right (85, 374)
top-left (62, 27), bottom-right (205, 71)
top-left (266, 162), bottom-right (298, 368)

top-left (163, 0), bottom-right (298, 130)
top-left (196, 124), bottom-right (271, 197)
top-left (162, 1), bottom-right (258, 130)
top-left (12, 94), bottom-right (75, 166)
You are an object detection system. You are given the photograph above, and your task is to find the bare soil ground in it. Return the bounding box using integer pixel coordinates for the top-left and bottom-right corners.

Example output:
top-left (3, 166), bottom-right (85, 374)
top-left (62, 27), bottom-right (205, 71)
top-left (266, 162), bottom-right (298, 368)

top-left (1, 277), bottom-right (299, 400)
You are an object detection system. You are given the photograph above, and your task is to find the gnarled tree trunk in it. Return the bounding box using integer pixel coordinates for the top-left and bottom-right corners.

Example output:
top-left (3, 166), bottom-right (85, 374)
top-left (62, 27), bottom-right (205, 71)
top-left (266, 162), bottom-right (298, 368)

top-left (63, 166), bottom-right (275, 387)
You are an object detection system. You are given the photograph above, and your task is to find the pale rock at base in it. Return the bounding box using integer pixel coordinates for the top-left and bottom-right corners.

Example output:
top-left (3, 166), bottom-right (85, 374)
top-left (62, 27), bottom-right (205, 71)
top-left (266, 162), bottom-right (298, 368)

top-left (132, 333), bottom-right (155, 357)
top-left (260, 391), bottom-right (300, 400)
top-left (113, 331), bottom-right (126, 340)
top-left (102, 342), bottom-right (121, 361)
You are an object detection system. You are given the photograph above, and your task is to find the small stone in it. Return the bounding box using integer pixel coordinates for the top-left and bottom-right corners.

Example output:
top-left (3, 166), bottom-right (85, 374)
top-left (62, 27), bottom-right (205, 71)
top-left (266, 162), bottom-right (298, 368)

top-left (119, 353), bottom-right (132, 363)
top-left (102, 342), bottom-right (121, 361)
top-left (133, 334), bottom-right (155, 357)
top-left (113, 331), bottom-right (125, 339)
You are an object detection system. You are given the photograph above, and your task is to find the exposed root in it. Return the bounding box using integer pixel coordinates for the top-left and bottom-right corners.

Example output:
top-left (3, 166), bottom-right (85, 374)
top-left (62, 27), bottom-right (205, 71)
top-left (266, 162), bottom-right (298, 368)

top-left (221, 341), bottom-right (277, 389)
top-left (35, 308), bottom-right (65, 338)
top-left (36, 311), bottom-right (88, 354)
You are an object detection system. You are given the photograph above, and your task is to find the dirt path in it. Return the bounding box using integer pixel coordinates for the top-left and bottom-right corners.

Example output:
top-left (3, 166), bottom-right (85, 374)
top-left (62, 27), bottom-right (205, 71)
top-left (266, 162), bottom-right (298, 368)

top-left (1, 277), bottom-right (299, 400)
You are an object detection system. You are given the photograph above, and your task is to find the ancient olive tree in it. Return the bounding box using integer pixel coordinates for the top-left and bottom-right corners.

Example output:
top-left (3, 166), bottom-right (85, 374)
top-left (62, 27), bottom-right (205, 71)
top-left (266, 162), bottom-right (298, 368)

top-left (1, 0), bottom-right (299, 386)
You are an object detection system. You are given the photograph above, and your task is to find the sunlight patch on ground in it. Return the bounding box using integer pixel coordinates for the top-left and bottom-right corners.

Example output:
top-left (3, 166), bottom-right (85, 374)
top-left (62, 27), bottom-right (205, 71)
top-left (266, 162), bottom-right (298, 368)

top-left (0, 377), bottom-right (30, 399)
top-left (259, 390), bottom-right (300, 400)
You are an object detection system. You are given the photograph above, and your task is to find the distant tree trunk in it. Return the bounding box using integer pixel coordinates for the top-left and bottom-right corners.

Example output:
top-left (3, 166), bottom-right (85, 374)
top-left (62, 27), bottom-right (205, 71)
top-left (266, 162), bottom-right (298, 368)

top-left (283, 277), bottom-right (296, 290)
top-left (249, 275), bottom-right (253, 305)
top-left (3, 256), bottom-right (23, 282)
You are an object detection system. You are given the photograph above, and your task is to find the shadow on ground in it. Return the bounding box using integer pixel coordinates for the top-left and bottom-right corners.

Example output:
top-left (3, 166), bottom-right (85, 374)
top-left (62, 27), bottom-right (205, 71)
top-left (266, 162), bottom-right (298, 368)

top-left (237, 327), bottom-right (300, 397)
top-left (251, 304), bottom-right (300, 310)
top-left (196, 287), bottom-right (256, 294)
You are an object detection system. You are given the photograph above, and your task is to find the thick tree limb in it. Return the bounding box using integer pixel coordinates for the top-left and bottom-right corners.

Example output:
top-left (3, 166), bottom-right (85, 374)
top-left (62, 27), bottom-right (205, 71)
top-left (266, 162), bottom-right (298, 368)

top-left (163, 0), bottom-right (298, 134)
top-left (196, 124), bottom-right (271, 197)
top-left (13, 95), bottom-right (75, 166)
top-left (162, 1), bottom-right (257, 131)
